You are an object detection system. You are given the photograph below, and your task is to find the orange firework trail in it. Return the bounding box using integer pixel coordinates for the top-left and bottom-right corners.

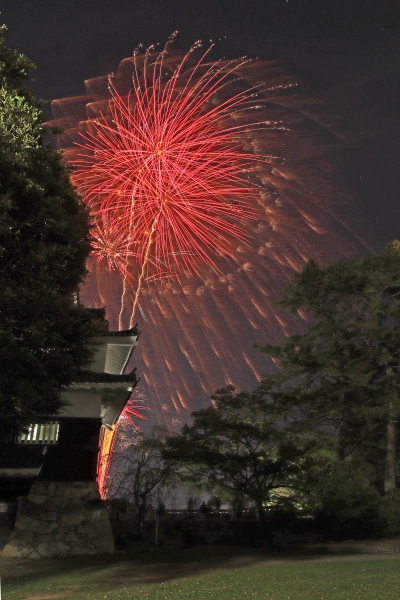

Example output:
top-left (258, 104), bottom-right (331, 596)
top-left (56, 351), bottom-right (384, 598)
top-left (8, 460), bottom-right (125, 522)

top-left (97, 427), bottom-right (115, 498)
top-left (97, 397), bottom-right (148, 498)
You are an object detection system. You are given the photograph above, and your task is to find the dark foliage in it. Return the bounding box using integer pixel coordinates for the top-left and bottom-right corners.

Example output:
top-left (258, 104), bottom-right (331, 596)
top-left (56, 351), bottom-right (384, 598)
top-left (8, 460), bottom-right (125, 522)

top-left (0, 25), bottom-right (96, 438)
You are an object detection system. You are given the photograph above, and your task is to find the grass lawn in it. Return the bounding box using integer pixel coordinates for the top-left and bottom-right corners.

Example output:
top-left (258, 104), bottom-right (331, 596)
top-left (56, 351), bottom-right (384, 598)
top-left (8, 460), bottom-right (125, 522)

top-left (1, 545), bottom-right (399, 600)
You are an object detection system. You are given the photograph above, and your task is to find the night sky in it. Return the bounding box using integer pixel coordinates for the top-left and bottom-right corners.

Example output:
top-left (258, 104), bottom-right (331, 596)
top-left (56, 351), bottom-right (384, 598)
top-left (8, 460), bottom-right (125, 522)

top-left (1, 0), bottom-right (399, 248)
top-left (2, 1), bottom-right (400, 425)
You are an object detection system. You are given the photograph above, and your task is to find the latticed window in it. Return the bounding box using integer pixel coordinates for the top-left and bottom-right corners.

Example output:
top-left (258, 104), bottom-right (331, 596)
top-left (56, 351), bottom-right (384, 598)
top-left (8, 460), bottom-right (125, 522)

top-left (16, 422), bottom-right (60, 444)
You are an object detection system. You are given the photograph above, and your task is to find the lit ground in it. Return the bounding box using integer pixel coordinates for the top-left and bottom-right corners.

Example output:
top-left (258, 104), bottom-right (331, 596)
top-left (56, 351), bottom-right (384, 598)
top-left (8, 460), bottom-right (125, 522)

top-left (1, 540), bottom-right (400, 599)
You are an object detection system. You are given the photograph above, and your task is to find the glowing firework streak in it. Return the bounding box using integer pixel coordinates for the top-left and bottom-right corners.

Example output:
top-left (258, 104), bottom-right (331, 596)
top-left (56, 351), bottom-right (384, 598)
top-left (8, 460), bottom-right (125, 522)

top-left (71, 37), bottom-right (276, 325)
top-left (97, 397), bottom-right (149, 498)
top-left (137, 304), bottom-right (147, 322)
top-left (132, 204), bottom-right (164, 317)
top-left (97, 427), bottom-right (115, 498)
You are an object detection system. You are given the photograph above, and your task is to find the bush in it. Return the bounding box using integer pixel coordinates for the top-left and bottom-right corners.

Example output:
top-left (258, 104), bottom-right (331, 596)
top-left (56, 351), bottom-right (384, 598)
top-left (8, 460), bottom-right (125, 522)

top-left (377, 489), bottom-right (400, 538)
top-left (268, 492), bottom-right (298, 525)
top-left (312, 461), bottom-right (381, 540)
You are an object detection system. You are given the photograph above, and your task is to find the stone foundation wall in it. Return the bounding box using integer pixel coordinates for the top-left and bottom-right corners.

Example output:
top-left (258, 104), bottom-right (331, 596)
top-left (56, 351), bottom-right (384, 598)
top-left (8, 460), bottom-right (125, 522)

top-left (3, 481), bottom-right (114, 558)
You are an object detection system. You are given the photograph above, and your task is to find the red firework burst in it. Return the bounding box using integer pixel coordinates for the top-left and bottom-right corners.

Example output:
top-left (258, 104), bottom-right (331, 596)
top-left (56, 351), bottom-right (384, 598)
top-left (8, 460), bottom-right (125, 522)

top-left (90, 215), bottom-right (135, 277)
top-left (72, 39), bottom-right (272, 283)
top-left (121, 397), bottom-right (149, 430)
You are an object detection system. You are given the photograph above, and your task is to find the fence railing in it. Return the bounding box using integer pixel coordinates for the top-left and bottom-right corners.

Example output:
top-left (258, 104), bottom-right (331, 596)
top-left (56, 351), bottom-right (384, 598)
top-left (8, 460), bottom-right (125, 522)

top-left (151, 508), bottom-right (258, 521)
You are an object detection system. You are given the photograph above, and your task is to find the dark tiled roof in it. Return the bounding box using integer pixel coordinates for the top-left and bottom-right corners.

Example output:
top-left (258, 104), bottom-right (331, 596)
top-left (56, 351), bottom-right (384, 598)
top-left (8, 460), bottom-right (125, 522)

top-left (105, 328), bottom-right (141, 337)
top-left (86, 307), bottom-right (107, 320)
top-left (82, 373), bottom-right (140, 384)
top-left (74, 365), bottom-right (139, 384)
top-left (85, 308), bottom-right (142, 337)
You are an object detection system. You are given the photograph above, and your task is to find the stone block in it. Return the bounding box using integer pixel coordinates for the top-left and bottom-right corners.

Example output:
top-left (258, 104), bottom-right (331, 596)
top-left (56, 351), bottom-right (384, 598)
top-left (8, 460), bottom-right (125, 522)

top-left (76, 524), bottom-right (90, 536)
top-left (27, 551), bottom-right (40, 559)
top-left (51, 496), bottom-right (71, 509)
top-left (34, 534), bottom-right (52, 546)
top-left (37, 542), bottom-right (51, 558)
top-left (37, 540), bottom-right (69, 558)
top-left (90, 509), bottom-right (108, 522)
top-left (54, 540), bottom-right (70, 556)
top-left (56, 526), bottom-right (69, 535)
top-left (48, 482), bottom-right (56, 497)
top-left (88, 519), bottom-right (112, 539)
top-left (54, 482), bottom-right (72, 496)
top-left (87, 481), bottom-right (100, 494)
top-left (64, 487), bottom-right (90, 499)
top-left (8, 530), bottom-right (34, 545)
top-left (58, 503), bottom-right (80, 515)
top-left (64, 531), bottom-right (78, 543)
top-left (61, 513), bottom-right (86, 526)
top-left (20, 547), bottom-right (39, 558)
top-left (70, 497), bottom-right (86, 505)
top-left (37, 511), bottom-right (57, 523)
top-left (15, 517), bottom-right (57, 535)
top-left (30, 482), bottom-right (49, 495)
top-left (27, 493), bottom-right (47, 505)
top-left (3, 544), bottom-right (21, 558)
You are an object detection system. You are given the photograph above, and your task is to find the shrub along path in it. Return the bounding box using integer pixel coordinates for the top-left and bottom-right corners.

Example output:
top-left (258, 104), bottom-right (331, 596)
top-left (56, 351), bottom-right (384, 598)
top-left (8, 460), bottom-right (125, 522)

top-left (1, 541), bottom-right (399, 599)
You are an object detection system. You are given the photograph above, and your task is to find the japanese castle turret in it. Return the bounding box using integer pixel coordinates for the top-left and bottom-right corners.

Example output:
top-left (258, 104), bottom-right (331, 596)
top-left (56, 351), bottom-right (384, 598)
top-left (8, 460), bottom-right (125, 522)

top-left (0, 308), bottom-right (141, 558)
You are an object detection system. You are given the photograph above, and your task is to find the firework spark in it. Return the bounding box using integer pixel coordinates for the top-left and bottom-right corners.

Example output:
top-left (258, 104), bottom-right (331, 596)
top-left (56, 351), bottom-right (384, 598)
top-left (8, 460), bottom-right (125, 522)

top-left (121, 396), bottom-right (149, 430)
top-left (51, 41), bottom-right (366, 431)
top-left (70, 38), bottom-right (285, 323)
